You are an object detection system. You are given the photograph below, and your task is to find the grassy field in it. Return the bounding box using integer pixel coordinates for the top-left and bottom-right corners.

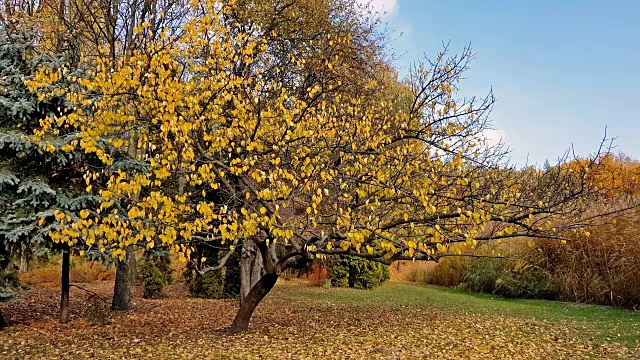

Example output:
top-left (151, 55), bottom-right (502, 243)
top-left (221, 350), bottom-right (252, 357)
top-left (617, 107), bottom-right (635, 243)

top-left (280, 281), bottom-right (640, 347)
top-left (1, 280), bottom-right (638, 359)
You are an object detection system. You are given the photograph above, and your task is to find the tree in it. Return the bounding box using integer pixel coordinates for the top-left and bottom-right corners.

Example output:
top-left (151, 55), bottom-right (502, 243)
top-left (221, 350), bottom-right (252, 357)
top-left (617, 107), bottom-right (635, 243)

top-left (0, 243), bottom-right (18, 329)
top-left (0, 23), bottom-right (142, 322)
top-left (2, 0), bottom-right (192, 311)
top-left (0, 26), bottom-right (105, 324)
top-left (39, 0), bottom-right (189, 312)
top-left (3, 0), bottom-right (192, 312)
top-left (31, 0), bottom-right (631, 333)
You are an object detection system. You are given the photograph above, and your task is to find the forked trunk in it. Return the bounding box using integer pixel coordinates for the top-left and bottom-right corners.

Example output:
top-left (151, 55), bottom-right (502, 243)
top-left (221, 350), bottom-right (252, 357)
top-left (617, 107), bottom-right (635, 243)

top-left (228, 273), bottom-right (278, 333)
top-left (112, 249), bottom-right (132, 311)
top-left (60, 248), bottom-right (70, 324)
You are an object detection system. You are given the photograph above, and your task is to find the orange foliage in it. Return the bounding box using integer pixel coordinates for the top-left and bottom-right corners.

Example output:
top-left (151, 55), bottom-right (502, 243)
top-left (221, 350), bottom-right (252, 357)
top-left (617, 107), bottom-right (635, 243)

top-left (20, 257), bottom-right (115, 286)
top-left (304, 263), bottom-right (330, 287)
top-left (567, 153), bottom-right (640, 197)
top-left (390, 261), bottom-right (435, 281)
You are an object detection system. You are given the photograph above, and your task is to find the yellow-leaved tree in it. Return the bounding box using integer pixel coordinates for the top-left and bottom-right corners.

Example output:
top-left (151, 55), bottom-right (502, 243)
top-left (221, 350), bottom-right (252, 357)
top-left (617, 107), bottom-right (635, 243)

top-left (28, 0), bottom-right (628, 332)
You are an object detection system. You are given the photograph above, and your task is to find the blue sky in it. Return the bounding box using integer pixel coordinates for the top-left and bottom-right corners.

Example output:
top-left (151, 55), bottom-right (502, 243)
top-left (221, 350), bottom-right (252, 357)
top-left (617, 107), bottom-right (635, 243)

top-left (364, 0), bottom-right (640, 166)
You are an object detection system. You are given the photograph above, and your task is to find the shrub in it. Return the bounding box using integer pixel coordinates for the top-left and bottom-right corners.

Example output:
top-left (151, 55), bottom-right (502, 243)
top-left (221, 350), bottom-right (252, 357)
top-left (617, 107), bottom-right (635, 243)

top-left (409, 254), bottom-right (557, 301)
top-left (138, 252), bottom-right (172, 299)
top-left (0, 266), bottom-right (19, 301)
top-left (182, 242), bottom-right (239, 299)
top-left (328, 256), bottom-right (389, 289)
top-left (493, 262), bottom-right (558, 300)
top-left (185, 269), bottom-right (225, 299)
top-left (462, 259), bottom-right (558, 300)
top-left (306, 262), bottom-right (329, 287)
top-left (392, 261), bottom-right (433, 281)
top-left (423, 257), bottom-right (470, 287)
top-left (405, 267), bottom-right (428, 283)
top-left (327, 259), bottom-right (349, 287)
top-left (462, 259), bottom-right (503, 294)
top-left (183, 246), bottom-right (239, 299)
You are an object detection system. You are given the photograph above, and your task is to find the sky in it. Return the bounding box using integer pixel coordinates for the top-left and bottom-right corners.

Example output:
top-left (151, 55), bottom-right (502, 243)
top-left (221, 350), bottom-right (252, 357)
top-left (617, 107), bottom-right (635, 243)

top-left (358, 0), bottom-right (640, 166)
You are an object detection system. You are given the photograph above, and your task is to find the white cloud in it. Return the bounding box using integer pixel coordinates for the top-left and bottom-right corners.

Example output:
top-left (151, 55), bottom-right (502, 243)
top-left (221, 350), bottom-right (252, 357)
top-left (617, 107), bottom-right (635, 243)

top-left (356, 0), bottom-right (398, 18)
top-left (481, 129), bottom-right (506, 147)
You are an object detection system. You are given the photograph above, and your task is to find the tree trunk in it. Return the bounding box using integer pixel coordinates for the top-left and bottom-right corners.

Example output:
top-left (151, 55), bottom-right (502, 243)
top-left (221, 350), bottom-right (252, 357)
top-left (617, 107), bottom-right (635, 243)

top-left (19, 254), bottom-right (28, 272)
top-left (396, 261), bottom-right (402, 273)
top-left (127, 247), bottom-right (137, 286)
top-left (0, 309), bottom-right (6, 329)
top-left (239, 239), bottom-right (253, 303)
top-left (112, 250), bottom-right (132, 311)
top-left (250, 249), bottom-right (263, 288)
top-left (228, 273), bottom-right (278, 333)
top-left (60, 248), bottom-right (70, 324)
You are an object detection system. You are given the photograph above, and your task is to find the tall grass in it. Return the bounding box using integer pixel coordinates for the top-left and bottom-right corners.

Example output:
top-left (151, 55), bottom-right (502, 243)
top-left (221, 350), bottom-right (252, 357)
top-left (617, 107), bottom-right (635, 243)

top-left (537, 214), bottom-right (640, 309)
top-left (407, 214), bottom-right (640, 309)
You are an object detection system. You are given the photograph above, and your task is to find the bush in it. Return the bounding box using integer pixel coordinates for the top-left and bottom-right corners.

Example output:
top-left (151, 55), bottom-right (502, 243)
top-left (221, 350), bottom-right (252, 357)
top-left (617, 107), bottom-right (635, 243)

top-left (409, 255), bottom-right (557, 300)
top-left (423, 257), bottom-right (470, 287)
top-left (185, 269), bottom-right (225, 299)
top-left (405, 267), bottom-right (428, 283)
top-left (307, 262), bottom-right (330, 287)
top-left (0, 268), bottom-right (19, 302)
top-left (403, 215), bottom-right (640, 310)
top-left (138, 252), bottom-right (172, 299)
top-left (183, 246), bottom-right (239, 299)
top-left (462, 259), bottom-right (558, 300)
top-left (328, 256), bottom-right (389, 289)
top-left (327, 259), bottom-right (349, 287)
top-left (462, 259), bottom-right (502, 294)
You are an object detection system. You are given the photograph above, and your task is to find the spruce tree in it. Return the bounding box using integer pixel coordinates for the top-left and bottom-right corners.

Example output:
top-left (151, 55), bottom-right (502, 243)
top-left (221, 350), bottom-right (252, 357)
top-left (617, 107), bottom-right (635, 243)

top-left (0, 28), bottom-right (100, 323)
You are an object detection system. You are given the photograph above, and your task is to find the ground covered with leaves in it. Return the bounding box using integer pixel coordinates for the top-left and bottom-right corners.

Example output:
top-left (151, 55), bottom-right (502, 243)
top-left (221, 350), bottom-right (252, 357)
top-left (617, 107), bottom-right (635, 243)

top-left (1, 280), bottom-right (638, 359)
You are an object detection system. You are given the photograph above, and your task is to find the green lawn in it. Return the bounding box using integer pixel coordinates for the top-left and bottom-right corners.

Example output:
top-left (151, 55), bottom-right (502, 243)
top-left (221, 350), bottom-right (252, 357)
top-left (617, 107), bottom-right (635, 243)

top-left (272, 280), bottom-right (640, 348)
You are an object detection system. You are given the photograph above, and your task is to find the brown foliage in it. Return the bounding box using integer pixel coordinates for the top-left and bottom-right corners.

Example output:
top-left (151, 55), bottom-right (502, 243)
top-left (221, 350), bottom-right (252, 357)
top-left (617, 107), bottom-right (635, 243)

top-left (305, 262), bottom-right (330, 287)
top-left (19, 257), bottom-right (115, 286)
top-left (538, 213), bottom-right (640, 309)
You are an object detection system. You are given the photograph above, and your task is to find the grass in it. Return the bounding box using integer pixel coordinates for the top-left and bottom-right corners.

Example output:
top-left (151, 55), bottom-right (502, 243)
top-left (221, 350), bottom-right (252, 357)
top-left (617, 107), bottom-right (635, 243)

top-left (274, 280), bottom-right (640, 347)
